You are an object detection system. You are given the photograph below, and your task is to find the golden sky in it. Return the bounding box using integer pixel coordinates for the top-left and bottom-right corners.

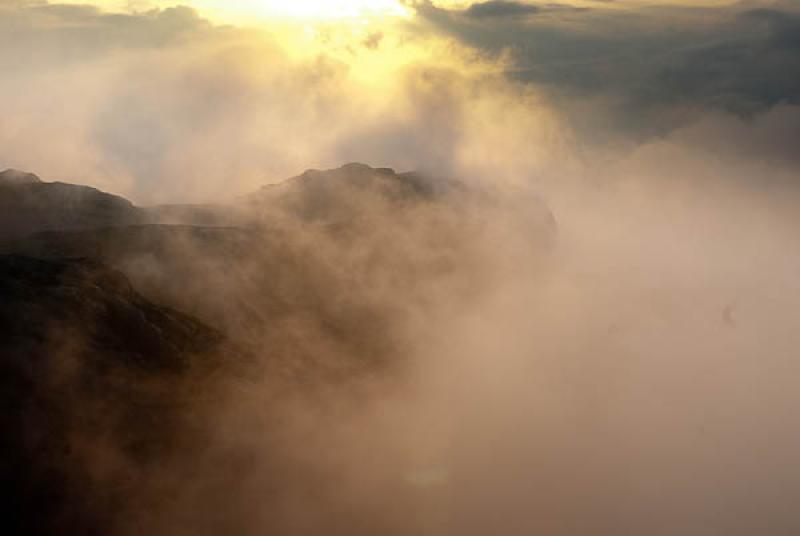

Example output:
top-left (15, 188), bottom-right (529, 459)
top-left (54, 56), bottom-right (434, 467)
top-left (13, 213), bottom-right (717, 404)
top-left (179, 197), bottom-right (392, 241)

top-left (2, 0), bottom-right (796, 202)
top-left (58, 0), bottom-right (412, 22)
top-left (57, 0), bottom-right (744, 24)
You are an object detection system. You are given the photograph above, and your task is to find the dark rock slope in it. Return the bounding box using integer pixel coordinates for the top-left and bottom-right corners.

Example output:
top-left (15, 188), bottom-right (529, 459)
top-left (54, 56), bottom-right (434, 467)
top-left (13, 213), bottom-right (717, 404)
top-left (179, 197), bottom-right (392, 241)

top-left (0, 255), bottom-right (223, 369)
top-left (0, 255), bottom-right (228, 535)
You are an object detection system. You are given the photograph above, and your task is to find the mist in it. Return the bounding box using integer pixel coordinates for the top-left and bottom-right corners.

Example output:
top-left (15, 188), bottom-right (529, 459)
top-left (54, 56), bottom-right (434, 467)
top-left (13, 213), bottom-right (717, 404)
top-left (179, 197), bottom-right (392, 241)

top-left (2, 1), bottom-right (800, 535)
top-left (58, 111), bottom-right (798, 536)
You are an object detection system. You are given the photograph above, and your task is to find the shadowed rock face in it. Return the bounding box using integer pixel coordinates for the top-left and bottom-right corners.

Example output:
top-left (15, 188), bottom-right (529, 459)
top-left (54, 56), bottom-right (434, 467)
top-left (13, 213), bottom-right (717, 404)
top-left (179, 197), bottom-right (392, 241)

top-left (0, 255), bottom-right (224, 370)
top-left (0, 255), bottom-right (228, 536)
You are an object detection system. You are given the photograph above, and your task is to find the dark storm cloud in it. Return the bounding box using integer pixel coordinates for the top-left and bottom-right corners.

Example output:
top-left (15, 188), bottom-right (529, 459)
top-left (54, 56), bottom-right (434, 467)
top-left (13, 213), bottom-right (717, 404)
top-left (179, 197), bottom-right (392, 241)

top-left (414, 1), bottom-right (800, 133)
top-left (433, 0), bottom-right (586, 20)
top-left (464, 1), bottom-right (542, 18)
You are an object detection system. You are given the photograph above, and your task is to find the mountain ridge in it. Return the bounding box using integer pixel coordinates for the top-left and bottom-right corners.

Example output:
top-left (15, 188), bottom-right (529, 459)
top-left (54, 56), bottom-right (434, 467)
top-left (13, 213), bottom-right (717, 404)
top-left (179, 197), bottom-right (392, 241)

top-left (0, 163), bottom-right (449, 239)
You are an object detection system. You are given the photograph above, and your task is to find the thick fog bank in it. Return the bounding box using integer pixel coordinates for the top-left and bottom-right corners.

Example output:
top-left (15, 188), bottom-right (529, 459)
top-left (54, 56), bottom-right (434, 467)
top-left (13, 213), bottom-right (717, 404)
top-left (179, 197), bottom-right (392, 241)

top-left (98, 122), bottom-right (800, 535)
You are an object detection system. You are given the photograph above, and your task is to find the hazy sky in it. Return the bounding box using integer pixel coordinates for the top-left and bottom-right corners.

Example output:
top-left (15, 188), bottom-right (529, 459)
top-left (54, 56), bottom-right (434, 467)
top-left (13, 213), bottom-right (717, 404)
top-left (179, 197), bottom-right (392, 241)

top-left (47, 0), bottom-right (753, 22)
top-left (1, 0), bottom-right (798, 201)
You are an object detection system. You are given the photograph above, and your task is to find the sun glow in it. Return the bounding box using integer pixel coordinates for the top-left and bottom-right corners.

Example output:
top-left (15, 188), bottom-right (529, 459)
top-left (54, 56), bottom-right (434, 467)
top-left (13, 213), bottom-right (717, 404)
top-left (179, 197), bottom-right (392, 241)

top-left (278, 0), bottom-right (408, 18)
top-left (202, 0), bottom-right (411, 20)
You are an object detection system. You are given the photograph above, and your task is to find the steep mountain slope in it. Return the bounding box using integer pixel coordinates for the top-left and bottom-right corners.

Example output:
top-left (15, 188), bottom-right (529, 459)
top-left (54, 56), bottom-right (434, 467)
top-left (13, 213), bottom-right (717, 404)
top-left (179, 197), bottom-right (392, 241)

top-left (0, 255), bottom-right (225, 369)
top-left (0, 255), bottom-right (229, 535)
